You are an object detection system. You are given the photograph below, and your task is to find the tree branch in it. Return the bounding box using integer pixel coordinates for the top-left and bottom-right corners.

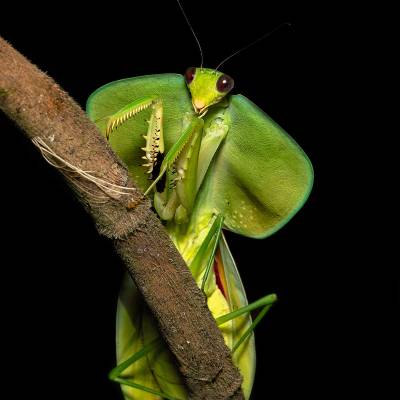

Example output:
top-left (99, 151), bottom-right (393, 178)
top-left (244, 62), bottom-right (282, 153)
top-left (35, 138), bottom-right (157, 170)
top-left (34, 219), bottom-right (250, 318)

top-left (0, 36), bottom-right (244, 400)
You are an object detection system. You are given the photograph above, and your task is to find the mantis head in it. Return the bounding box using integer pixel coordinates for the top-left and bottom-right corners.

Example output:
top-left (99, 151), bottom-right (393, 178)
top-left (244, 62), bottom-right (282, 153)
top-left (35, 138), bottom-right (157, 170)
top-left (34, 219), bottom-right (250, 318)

top-left (185, 67), bottom-right (234, 114)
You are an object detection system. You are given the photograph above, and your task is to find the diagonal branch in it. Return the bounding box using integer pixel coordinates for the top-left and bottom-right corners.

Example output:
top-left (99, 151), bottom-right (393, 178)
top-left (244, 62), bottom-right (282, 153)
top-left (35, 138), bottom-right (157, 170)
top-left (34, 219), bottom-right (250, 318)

top-left (0, 36), bottom-right (244, 400)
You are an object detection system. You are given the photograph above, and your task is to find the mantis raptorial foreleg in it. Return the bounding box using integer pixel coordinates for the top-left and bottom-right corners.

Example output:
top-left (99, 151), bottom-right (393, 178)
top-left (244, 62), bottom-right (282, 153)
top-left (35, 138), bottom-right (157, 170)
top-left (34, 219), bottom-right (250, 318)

top-left (145, 117), bottom-right (203, 195)
top-left (150, 116), bottom-right (204, 223)
top-left (105, 96), bottom-right (164, 177)
top-left (104, 97), bottom-right (205, 223)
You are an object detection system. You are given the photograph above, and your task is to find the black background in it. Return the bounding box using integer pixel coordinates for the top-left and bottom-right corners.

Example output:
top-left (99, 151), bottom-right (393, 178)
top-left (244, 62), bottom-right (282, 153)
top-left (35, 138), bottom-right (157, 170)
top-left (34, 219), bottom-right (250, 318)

top-left (0, 1), bottom-right (395, 399)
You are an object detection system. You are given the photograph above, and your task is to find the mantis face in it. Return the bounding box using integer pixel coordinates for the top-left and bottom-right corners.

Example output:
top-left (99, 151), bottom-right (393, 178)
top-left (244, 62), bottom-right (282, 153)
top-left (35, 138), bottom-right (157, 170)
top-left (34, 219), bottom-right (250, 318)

top-left (184, 67), bottom-right (234, 114)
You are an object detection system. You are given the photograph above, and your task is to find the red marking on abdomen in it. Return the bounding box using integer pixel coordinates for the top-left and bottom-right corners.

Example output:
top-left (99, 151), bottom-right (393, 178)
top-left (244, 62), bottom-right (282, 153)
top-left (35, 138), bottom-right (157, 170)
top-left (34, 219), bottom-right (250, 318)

top-left (213, 256), bottom-right (227, 299)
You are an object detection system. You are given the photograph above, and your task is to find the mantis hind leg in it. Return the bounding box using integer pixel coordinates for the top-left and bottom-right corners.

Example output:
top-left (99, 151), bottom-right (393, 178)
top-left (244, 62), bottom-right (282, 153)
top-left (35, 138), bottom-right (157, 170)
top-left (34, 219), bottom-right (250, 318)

top-left (216, 293), bottom-right (278, 352)
top-left (108, 337), bottom-right (183, 400)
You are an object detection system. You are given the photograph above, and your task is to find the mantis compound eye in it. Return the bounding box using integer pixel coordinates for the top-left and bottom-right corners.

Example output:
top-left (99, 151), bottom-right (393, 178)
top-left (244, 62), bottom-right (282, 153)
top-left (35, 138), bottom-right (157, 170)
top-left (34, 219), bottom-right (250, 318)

top-left (216, 74), bottom-right (234, 93)
top-left (185, 67), bottom-right (196, 84)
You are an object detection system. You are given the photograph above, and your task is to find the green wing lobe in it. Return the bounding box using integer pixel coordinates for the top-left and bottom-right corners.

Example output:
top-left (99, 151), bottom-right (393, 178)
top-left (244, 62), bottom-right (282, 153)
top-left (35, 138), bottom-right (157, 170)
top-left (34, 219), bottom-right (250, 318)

top-left (200, 94), bottom-right (313, 238)
top-left (86, 74), bottom-right (194, 191)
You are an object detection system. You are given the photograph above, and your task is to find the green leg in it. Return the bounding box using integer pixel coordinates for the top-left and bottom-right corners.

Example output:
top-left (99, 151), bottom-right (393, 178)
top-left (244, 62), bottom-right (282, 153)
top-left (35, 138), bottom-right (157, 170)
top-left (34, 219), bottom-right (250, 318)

top-left (108, 337), bottom-right (183, 400)
top-left (200, 215), bottom-right (224, 292)
top-left (144, 117), bottom-right (203, 197)
top-left (189, 214), bottom-right (224, 282)
top-left (216, 293), bottom-right (278, 352)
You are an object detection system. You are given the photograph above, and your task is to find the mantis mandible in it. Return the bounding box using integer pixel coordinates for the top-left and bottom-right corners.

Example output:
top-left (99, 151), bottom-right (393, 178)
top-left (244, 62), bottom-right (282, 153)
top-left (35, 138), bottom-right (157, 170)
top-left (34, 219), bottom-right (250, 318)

top-left (86, 2), bottom-right (313, 399)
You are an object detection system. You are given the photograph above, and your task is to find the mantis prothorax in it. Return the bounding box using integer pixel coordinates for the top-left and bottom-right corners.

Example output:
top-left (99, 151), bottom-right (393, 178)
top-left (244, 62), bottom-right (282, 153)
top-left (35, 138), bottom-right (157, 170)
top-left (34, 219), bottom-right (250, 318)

top-left (86, 5), bottom-right (313, 399)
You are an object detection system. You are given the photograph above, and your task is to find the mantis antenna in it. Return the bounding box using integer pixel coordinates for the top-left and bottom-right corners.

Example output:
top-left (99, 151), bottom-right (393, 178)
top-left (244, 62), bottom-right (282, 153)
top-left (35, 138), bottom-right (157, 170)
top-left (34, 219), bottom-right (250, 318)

top-left (176, 0), bottom-right (204, 68)
top-left (215, 22), bottom-right (292, 71)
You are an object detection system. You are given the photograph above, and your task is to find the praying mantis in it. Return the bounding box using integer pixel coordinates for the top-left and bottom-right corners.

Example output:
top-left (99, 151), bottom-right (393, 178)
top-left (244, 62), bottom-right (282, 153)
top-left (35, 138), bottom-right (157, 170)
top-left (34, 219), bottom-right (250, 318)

top-left (86, 4), bottom-right (313, 400)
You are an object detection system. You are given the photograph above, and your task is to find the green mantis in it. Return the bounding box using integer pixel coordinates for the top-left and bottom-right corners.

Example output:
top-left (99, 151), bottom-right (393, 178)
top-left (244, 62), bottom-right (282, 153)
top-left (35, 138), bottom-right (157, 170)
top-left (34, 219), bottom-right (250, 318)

top-left (86, 6), bottom-right (312, 397)
top-left (87, 66), bottom-right (312, 399)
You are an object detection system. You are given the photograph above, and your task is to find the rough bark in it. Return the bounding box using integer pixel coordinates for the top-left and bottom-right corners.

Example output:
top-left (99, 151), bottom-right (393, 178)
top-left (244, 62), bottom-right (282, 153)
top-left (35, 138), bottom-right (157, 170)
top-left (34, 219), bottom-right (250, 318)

top-left (0, 36), bottom-right (244, 399)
